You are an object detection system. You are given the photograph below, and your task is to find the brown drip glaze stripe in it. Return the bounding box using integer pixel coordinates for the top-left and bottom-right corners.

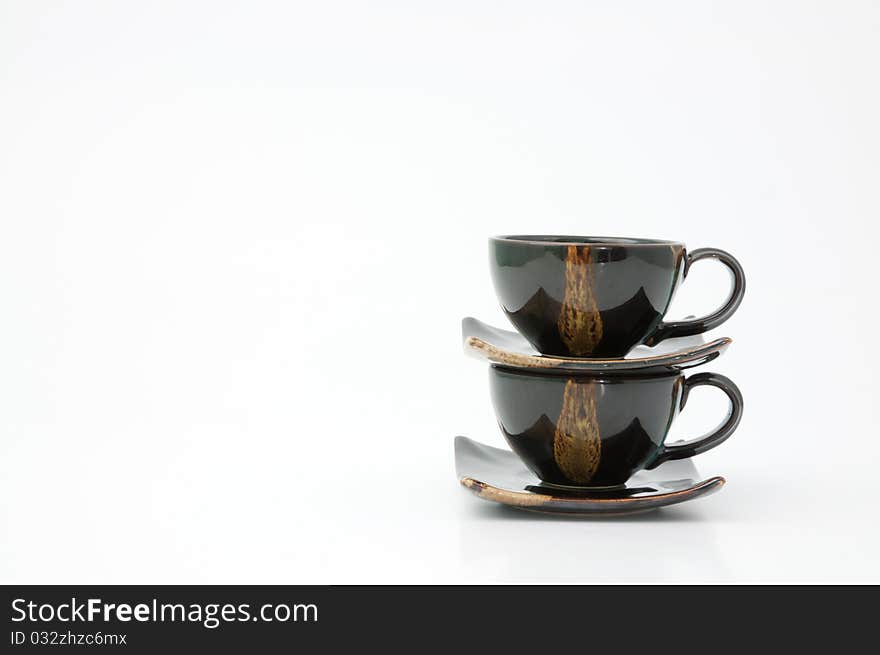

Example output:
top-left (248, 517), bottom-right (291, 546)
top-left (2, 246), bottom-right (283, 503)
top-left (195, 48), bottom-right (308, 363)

top-left (557, 244), bottom-right (603, 355)
top-left (553, 379), bottom-right (601, 484)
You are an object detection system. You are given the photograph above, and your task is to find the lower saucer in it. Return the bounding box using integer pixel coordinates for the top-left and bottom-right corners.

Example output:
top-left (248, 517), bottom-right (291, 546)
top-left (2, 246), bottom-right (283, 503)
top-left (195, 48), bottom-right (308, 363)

top-left (455, 436), bottom-right (725, 517)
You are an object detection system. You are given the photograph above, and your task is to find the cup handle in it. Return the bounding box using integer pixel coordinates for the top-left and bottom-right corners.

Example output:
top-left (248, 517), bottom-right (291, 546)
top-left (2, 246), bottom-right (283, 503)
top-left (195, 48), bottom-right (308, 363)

top-left (645, 247), bottom-right (745, 346)
top-left (646, 372), bottom-right (743, 468)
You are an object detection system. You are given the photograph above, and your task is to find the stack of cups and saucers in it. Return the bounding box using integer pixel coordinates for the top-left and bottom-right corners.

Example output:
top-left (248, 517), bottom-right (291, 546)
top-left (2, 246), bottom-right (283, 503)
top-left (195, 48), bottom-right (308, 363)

top-left (458, 235), bottom-right (745, 516)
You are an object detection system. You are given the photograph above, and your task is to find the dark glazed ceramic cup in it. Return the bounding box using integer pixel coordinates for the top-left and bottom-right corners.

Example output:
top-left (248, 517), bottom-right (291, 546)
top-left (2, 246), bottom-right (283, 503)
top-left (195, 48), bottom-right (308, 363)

top-left (490, 235), bottom-right (745, 357)
top-left (489, 365), bottom-right (743, 487)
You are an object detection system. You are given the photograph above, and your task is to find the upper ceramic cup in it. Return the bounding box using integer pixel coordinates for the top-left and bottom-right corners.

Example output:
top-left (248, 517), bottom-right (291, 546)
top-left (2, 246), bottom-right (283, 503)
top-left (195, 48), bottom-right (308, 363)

top-left (489, 235), bottom-right (745, 358)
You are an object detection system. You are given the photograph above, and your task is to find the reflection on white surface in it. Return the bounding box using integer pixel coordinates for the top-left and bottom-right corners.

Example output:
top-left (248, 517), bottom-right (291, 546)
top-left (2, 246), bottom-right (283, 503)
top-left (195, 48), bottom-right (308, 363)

top-left (457, 498), bottom-right (730, 583)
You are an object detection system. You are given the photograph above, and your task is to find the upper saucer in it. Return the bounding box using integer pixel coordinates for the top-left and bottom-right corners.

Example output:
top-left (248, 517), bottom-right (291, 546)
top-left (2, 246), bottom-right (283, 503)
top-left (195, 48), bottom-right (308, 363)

top-left (463, 317), bottom-right (731, 373)
top-left (456, 436), bottom-right (724, 516)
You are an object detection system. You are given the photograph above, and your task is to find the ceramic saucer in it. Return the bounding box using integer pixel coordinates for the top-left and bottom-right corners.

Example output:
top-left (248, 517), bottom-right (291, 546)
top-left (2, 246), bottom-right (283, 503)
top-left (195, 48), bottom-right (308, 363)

top-left (462, 317), bottom-right (731, 373)
top-left (455, 436), bottom-right (724, 516)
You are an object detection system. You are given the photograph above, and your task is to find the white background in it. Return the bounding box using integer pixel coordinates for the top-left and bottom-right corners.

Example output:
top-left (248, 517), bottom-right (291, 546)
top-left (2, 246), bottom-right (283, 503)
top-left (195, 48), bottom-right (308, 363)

top-left (2, 1), bottom-right (879, 583)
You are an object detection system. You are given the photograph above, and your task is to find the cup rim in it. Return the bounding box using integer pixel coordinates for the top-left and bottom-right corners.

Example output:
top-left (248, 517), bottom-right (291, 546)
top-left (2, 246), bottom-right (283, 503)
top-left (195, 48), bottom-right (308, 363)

top-left (491, 234), bottom-right (683, 247)
top-left (490, 363), bottom-right (681, 382)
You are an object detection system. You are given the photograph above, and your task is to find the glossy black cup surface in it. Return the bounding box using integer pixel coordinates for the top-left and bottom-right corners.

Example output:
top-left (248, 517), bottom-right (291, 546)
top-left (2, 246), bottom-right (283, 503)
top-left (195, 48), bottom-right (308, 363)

top-left (489, 235), bottom-right (745, 357)
top-left (489, 365), bottom-right (743, 487)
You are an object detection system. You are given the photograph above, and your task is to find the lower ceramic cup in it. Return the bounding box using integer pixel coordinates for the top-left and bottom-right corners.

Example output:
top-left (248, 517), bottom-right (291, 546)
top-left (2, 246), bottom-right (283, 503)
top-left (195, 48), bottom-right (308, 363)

top-left (489, 365), bottom-right (743, 487)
